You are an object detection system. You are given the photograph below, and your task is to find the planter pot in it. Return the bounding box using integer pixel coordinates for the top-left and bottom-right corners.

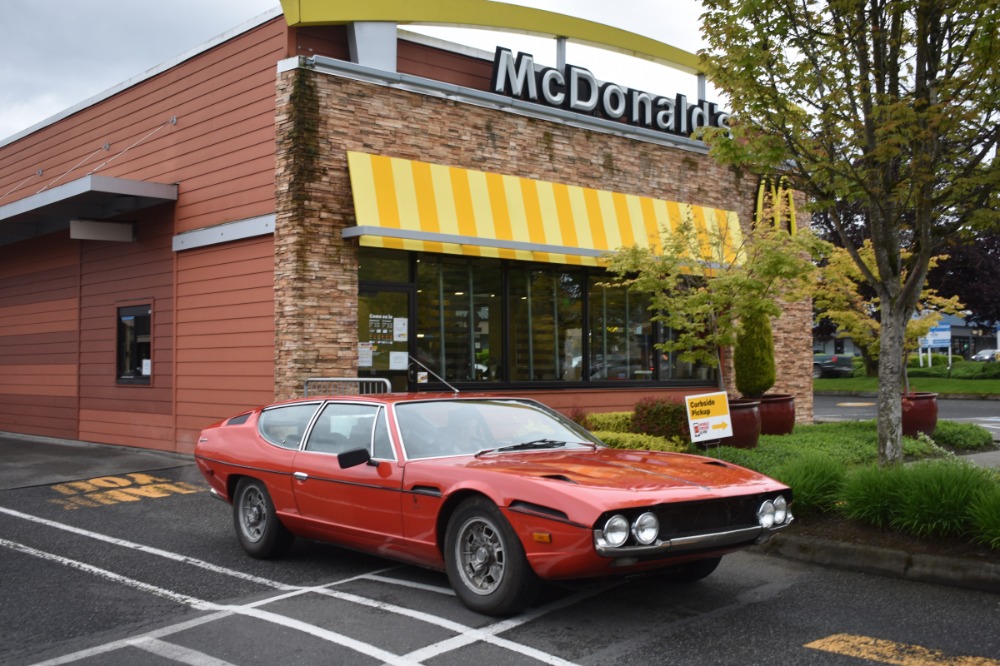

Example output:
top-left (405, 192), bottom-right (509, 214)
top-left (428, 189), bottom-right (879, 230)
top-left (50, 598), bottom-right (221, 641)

top-left (756, 393), bottom-right (796, 435)
top-left (718, 398), bottom-right (761, 449)
top-left (902, 392), bottom-right (938, 438)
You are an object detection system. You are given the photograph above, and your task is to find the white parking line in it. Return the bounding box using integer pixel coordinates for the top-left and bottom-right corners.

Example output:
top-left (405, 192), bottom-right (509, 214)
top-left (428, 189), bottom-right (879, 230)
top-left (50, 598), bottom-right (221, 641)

top-left (1, 537), bottom-right (215, 608)
top-left (365, 573), bottom-right (456, 595)
top-left (2, 507), bottom-right (587, 665)
top-left (131, 637), bottom-right (239, 666)
top-left (0, 506), bottom-right (298, 591)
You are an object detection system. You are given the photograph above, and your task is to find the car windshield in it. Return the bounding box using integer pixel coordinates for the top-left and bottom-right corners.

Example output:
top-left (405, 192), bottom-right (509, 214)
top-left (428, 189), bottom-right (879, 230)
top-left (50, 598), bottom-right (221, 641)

top-left (394, 399), bottom-right (601, 460)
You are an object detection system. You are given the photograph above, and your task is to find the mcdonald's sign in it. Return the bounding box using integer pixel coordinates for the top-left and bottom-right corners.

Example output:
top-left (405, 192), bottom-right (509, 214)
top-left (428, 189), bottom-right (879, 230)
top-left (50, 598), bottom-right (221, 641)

top-left (754, 176), bottom-right (797, 235)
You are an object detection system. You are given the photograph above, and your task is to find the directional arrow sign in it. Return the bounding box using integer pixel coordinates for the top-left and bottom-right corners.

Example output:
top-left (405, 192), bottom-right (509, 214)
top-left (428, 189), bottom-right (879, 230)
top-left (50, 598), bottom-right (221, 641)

top-left (685, 391), bottom-right (733, 444)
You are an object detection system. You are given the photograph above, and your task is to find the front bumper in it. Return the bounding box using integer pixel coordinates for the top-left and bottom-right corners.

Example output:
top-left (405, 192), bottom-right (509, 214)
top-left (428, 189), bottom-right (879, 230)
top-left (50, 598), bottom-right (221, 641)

top-left (593, 519), bottom-right (793, 559)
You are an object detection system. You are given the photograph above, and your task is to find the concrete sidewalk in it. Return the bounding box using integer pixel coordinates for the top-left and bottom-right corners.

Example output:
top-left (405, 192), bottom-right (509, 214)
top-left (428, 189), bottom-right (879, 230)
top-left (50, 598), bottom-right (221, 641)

top-left (0, 432), bottom-right (190, 491)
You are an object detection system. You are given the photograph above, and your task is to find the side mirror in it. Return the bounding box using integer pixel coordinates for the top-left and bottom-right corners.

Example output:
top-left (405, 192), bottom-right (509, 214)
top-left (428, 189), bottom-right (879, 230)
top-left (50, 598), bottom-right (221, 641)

top-left (337, 447), bottom-right (371, 469)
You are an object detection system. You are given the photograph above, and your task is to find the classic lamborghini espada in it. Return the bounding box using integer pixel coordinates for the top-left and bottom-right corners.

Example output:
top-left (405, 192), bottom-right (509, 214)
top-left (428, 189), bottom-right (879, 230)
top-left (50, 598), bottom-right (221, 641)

top-left (194, 394), bottom-right (793, 615)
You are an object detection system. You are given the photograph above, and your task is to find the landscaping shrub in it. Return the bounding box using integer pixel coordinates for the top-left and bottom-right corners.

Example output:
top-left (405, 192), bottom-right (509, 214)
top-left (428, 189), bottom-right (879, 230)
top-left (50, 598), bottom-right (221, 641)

top-left (772, 453), bottom-right (846, 516)
top-left (592, 430), bottom-right (688, 453)
top-left (839, 464), bottom-right (907, 528)
top-left (969, 485), bottom-right (1000, 549)
top-left (889, 460), bottom-right (995, 539)
top-left (906, 365), bottom-right (950, 378)
top-left (564, 405), bottom-right (590, 427)
top-left (584, 411), bottom-right (633, 433)
top-left (907, 353), bottom-right (959, 368)
top-left (932, 420), bottom-right (995, 451)
top-left (630, 398), bottom-right (691, 443)
top-left (733, 309), bottom-right (776, 398)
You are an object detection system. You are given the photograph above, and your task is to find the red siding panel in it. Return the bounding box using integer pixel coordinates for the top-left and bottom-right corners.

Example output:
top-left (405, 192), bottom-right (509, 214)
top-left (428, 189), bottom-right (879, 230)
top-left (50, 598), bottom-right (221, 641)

top-left (0, 236), bottom-right (80, 438)
top-left (174, 236), bottom-right (275, 452)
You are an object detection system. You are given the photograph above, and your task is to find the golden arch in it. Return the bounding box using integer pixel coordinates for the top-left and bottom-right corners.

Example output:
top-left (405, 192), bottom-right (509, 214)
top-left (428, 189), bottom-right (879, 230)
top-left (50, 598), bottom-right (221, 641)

top-left (754, 176), bottom-right (797, 235)
top-left (279, 0), bottom-right (703, 75)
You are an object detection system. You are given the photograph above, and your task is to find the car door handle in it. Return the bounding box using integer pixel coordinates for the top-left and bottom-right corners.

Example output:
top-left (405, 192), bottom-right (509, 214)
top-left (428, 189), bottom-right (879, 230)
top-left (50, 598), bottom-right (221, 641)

top-left (293, 472), bottom-right (308, 481)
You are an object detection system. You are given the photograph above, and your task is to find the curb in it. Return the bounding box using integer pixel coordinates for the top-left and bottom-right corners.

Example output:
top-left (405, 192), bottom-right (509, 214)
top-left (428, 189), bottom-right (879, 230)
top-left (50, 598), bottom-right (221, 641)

top-left (755, 533), bottom-right (1000, 594)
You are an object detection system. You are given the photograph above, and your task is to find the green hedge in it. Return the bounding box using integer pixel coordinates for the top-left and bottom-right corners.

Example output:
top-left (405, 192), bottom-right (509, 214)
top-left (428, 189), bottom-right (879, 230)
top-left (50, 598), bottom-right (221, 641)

top-left (591, 430), bottom-right (689, 453)
top-left (907, 359), bottom-right (1000, 379)
top-left (585, 411), bottom-right (633, 433)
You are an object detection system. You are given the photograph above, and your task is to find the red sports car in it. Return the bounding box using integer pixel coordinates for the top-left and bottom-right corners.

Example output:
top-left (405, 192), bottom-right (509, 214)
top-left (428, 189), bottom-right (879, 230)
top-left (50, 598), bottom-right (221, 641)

top-left (194, 394), bottom-right (793, 615)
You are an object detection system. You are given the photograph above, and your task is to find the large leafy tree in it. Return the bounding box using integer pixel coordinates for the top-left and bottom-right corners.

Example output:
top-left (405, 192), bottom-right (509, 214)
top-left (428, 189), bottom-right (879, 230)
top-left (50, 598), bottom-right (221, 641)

top-left (698, 0), bottom-right (1000, 464)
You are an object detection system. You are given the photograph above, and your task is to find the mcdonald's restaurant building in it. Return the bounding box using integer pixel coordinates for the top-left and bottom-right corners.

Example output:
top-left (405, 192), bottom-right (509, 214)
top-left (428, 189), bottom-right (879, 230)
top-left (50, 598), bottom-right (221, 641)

top-left (0, 3), bottom-right (814, 453)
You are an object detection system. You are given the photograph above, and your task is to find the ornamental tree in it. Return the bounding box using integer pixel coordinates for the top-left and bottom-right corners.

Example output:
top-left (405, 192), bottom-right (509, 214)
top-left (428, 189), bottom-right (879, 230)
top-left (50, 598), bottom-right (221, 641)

top-left (698, 0), bottom-right (1000, 465)
top-left (605, 212), bottom-right (823, 387)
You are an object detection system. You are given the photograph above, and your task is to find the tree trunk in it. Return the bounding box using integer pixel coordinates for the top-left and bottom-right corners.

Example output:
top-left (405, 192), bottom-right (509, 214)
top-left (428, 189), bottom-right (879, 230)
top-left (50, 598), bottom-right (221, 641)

top-left (876, 309), bottom-right (906, 465)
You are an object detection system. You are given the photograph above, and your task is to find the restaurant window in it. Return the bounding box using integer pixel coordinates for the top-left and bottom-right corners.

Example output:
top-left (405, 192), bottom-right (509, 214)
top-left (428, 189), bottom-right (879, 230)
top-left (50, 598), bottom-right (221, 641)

top-left (508, 266), bottom-right (584, 382)
top-left (416, 255), bottom-right (503, 382)
top-left (117, 305), bottom-right (151, 385)
top-left (587, 278), bottom-right (654, 381)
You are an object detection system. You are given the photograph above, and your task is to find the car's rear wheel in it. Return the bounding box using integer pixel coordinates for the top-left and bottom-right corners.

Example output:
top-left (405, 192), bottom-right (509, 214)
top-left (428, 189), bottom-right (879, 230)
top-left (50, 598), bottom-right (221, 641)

top-left (233, 478), bottom-right (294, 559)
top-left (445, 497), bottom-right (537, 616)
top-left (657, 556), bottom-right (722, 583)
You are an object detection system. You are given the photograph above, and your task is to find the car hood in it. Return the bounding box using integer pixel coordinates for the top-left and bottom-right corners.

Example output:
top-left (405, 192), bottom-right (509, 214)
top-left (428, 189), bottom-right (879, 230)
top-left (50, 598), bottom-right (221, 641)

top-left (461, 448), bottom-right (771, 492)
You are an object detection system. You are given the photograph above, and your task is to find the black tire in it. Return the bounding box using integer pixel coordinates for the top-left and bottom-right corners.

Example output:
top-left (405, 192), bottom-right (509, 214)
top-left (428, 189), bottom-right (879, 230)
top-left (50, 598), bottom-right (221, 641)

top-left (444, 497), bottom-right (538, 615)
top-left (232, 477), bottom-right (294, 559)
top-left (657, 556), bottom-right (722, 583)
top-left (812, 364), bottom-right (822, 379)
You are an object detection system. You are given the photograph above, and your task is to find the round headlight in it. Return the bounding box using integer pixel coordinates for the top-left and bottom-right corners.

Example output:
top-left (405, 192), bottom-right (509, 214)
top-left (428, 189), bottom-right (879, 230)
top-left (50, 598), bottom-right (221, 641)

top-left (603, 514), bottom-right (630, 547)
top-left (757, 500), bottom-right (775, 529)
top-left (773, 496), bottom-right (788, 525)
top-left (632, 512), bottom-right (659, 545)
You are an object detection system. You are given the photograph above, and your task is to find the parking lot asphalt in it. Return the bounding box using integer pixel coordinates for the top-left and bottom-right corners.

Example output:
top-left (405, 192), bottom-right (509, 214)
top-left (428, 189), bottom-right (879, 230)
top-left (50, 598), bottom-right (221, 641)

top-left (2, 431), bottom-right (998, 595)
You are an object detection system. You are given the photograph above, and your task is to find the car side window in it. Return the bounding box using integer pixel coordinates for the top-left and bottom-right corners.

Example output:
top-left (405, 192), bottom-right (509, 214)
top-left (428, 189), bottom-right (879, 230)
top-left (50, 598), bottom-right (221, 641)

top-left (306, 403), bottom-right (394, 459)
top-left (258, 403), bottom-right (321, 449)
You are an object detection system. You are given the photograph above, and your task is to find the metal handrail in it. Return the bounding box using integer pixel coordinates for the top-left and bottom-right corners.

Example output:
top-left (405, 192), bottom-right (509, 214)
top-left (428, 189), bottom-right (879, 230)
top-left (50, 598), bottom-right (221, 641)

top-left (303, 377), bottom-right (392, 397)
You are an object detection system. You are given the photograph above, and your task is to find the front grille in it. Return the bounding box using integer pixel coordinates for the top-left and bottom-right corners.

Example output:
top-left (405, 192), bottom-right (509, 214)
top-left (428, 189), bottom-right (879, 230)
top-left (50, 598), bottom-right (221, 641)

top-left (654, 495), bottom-right (763, 537)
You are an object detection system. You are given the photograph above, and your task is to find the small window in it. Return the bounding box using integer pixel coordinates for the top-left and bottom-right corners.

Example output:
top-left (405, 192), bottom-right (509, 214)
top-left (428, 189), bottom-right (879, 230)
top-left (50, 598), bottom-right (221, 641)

top-left (117, 305), bottom-right (151, 385)
top-left (259, 403), bottom-right (321, 449)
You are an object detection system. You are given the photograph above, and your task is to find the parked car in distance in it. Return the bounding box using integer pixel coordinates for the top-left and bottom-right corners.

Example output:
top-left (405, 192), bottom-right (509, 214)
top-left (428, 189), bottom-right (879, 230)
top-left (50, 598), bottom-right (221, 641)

top-left (195, 393), bottom-right (794, 615)
top-left (971, 349), bottom-right (998, 362)
top-left (813, 353), bottom-right (857, 378)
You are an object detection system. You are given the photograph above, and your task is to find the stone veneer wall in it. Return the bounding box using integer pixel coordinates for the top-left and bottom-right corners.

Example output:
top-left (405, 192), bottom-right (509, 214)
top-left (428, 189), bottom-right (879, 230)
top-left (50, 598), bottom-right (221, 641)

top-left (274, 65), bottom-right (814, 421)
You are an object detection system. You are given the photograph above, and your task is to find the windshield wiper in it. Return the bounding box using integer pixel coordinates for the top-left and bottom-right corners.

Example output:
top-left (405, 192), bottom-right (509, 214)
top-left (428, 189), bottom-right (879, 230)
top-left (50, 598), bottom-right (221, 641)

top-left (475, 439), bottom-right (567, 457)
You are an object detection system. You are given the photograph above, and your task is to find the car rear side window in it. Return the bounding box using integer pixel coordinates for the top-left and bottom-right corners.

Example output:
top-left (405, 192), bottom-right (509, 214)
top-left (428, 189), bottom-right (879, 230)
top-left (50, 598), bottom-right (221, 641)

top-left (258, 403), bottom-right (320, 449)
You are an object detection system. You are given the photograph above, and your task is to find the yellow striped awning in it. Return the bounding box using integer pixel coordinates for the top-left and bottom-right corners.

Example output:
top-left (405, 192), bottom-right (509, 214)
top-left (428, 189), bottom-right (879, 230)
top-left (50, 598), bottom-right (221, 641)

top-left (344, 151), bottom-right (743, 267)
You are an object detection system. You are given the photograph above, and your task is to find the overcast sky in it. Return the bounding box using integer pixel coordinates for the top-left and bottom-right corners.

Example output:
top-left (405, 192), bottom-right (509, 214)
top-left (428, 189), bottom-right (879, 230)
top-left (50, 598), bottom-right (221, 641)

top-left (0, 0), bottom-right (707, 141)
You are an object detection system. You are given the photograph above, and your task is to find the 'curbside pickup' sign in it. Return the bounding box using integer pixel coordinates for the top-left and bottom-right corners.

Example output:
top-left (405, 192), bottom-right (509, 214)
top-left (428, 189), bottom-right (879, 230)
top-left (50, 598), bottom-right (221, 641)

top-left (684, 391), bottom-right (732, 445)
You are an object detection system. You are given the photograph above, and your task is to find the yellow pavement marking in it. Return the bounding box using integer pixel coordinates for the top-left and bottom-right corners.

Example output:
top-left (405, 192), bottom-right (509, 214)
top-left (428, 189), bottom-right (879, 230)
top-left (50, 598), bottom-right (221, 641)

top-left (836, 402), bottom-right (876, 407)
top-left (805, 633), bottom-right (1000, 665)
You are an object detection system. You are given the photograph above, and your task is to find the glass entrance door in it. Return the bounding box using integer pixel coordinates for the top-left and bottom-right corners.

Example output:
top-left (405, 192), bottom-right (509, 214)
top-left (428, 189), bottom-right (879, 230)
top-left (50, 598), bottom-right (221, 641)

top-left (358, 289), bottom-right (412, 392)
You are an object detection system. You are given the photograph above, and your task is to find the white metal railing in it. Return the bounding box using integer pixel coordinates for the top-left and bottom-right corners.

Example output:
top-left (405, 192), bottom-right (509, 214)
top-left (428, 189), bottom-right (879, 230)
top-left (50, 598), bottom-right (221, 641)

top-left (303, 377), bottom-right (392, 397)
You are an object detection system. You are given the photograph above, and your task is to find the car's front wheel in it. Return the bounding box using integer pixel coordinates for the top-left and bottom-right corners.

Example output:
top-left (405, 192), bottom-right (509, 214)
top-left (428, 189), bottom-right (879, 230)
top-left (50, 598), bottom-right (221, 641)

top-left (812, 364), bottom-right (822, 379)
top-left (445, 497), bottom-right (538, 616)
top-left (232, 477), bottom-right (294, 559)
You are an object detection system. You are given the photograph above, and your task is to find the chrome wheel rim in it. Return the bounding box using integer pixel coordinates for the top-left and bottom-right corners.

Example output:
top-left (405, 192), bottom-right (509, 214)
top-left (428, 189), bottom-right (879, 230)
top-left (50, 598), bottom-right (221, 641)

top-left (239, 486), bottom-right (266, 543)
top-left (455, 516), bottom-right (505, 595)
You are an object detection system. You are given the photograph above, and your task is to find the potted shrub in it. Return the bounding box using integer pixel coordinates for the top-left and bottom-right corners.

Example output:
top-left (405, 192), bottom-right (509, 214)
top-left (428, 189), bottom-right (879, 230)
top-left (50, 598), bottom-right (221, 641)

top-left (733, 308), bottom-right (795, 435)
